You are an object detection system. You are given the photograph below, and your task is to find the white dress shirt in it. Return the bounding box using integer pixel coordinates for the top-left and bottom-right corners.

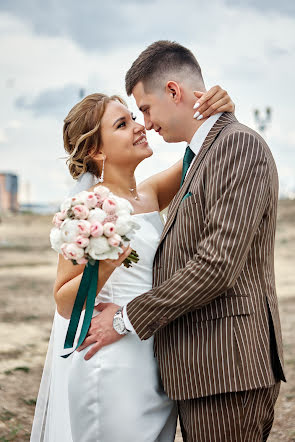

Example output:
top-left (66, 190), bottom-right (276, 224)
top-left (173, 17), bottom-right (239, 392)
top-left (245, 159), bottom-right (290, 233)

top-left (122, 112), bottom-right (223, 334)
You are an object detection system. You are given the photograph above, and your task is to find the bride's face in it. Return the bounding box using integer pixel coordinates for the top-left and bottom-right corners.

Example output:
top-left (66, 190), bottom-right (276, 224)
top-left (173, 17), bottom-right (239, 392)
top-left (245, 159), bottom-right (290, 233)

top-left (99, 101), bottom-right (153, 168)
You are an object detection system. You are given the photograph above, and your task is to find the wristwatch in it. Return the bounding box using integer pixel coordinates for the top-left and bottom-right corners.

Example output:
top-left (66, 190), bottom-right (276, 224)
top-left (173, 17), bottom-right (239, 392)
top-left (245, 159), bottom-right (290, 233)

top-left (113, 308), bottom-right (129, 335)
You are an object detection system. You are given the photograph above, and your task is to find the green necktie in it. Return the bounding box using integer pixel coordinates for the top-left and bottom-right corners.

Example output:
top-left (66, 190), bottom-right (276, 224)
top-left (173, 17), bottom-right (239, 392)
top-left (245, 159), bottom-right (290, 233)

top-left (180, 146), bottom-right (195, 187)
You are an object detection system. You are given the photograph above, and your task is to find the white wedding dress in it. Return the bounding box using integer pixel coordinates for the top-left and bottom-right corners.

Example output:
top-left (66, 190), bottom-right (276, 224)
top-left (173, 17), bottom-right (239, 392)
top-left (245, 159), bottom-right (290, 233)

top-left (30, 173), bottom-right (177, 442)
top-left (68, 210), bottom-right (177, 441)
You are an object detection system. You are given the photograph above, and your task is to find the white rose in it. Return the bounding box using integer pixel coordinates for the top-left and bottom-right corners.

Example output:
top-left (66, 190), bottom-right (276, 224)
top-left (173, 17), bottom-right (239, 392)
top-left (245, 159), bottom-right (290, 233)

top-left (86, 236), bottom-right (111, 260)
top-left (112, 195), bottom-right (134, 215)
top-left (115, 214), bottom-right (140, 236)
top-left (60, 219), bottom-right (81, 243)
top-left (71, 190), bottom-right (89, 206)
top-left (88, 208), bottom-right (107, 224)
top-left (50, 227), bottom-right (64, 253)
top-left (96, 247), bottom-right (122, 261)
top-left (114, 214), bottom-right (131, 235)
top-left (60, 197), bottom-right (72, 212)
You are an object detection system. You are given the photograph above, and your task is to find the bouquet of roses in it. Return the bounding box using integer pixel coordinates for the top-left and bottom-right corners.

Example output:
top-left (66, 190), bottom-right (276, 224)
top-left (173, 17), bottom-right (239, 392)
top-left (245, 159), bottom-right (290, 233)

top-left (50, 185), bottom-right (140, 268)
top-left (49, 185), bottom-right (140, 357)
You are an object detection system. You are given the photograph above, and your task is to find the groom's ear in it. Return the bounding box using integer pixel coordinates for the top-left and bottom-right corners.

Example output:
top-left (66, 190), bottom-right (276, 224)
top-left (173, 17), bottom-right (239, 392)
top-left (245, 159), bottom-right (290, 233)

top-left (165, 81), bottom-right (182, 104)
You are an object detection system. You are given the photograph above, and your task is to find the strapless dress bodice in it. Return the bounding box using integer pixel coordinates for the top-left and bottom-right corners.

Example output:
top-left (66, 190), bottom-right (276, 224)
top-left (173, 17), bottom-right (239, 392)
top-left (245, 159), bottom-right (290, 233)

top-left (94, 211), bottom-right (164, 308)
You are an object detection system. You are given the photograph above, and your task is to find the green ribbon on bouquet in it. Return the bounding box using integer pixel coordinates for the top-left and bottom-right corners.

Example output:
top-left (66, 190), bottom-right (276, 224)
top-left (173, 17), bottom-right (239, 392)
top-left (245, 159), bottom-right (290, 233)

top-left (61, 260), bottom-right (99, 358)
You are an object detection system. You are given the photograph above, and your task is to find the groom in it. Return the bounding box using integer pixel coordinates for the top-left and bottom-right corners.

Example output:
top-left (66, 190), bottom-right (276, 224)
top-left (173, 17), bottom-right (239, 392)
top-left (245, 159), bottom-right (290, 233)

top-left (80, 41), bottom-right (286, 440)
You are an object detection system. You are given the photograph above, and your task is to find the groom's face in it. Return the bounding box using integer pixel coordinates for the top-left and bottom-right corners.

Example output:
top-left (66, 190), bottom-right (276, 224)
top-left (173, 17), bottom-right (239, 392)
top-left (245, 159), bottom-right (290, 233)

top-left (132, 81), bottom-right (181, 143)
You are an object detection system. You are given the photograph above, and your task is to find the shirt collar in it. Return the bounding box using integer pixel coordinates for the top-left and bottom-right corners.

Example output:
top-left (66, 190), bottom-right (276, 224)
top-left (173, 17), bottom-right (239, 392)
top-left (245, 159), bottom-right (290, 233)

top-left (189, 112), bottom-right (223, 156)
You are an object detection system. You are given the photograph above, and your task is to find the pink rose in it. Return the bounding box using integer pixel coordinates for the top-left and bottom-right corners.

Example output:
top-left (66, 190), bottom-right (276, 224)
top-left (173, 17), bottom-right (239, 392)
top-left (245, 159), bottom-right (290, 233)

top-left (77, 220), bottom-right (91, 237)
top-left (72, 204), bottom-right (89, 220)
top-left (103, 222), bottom-right (116, 237)
top-left (85, 193), bottom-right (98, 209)
top-left (108, 233), bottom-right (122, 247)
top-left (61, 243), bottom-right (84, 261)
top-left (93, 186), bottom-right (110, 204)
top-left (59, 209), bottom-right (67, 220)
top-left (90, 221), bottom-right (104, 238)
top-left (102, 198), bottom-right (117, 215)
top-left (52, 213), bottom-right (63, 228)
top-left (75, 235), bottom-right (90, 248)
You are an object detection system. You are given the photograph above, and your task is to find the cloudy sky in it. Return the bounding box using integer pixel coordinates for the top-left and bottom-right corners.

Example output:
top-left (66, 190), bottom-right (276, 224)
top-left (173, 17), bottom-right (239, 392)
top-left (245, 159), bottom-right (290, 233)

top-left (1, 0), bottom-right (294, 204)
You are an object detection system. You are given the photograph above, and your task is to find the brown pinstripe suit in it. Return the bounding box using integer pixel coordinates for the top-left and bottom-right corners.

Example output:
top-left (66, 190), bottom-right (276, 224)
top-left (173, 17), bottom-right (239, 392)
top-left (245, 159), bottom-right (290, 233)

top-left (127, 112), bottom-right (285, 439)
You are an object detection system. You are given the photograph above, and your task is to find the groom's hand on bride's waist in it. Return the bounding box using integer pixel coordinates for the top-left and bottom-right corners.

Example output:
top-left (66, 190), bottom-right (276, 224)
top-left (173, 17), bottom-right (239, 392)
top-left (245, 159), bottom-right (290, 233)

top-left (77, 302), bottom-right (125, 360)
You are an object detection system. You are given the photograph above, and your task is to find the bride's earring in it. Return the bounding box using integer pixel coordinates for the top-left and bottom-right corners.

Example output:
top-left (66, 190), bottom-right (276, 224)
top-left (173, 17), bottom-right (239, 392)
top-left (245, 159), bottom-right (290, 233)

top-left (98, 157), bottom-right (105, 183)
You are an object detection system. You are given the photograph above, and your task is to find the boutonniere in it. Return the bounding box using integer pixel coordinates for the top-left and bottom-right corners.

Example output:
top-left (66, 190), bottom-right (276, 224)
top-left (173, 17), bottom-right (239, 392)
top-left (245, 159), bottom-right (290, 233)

top-left (182, 191), bottom-right (192, 202)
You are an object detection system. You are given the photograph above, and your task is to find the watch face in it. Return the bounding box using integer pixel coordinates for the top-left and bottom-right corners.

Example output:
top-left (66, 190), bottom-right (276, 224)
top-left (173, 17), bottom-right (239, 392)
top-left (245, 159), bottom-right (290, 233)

top-left (113, 316), bottom-right (125, 334)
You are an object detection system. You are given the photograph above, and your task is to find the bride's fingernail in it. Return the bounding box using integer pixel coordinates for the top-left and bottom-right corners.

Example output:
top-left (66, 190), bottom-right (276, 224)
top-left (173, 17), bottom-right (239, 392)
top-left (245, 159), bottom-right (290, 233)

top-left (197, 114), bottom-right (204, 120)
top-left (193, 102), bottom-right (200, 109)
top-left (193, 111), bottom-right (200, 119)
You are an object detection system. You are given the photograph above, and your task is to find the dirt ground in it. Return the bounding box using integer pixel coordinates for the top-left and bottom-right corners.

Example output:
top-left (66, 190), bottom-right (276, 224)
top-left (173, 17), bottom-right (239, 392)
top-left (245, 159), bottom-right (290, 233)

top-left (0, 200), bottom-right (294, 441)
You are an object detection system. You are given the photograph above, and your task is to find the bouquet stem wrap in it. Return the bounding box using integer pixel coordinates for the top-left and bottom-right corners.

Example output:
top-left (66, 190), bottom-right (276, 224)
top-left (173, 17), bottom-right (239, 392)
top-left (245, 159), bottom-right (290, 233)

top-left (61, 261), bottom-right (99, 358)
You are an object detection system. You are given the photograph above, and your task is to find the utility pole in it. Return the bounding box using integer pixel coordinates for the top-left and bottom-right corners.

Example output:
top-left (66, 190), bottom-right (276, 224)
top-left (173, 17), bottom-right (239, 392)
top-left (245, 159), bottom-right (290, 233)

top-left (253, 107), bottom-right (272, 133)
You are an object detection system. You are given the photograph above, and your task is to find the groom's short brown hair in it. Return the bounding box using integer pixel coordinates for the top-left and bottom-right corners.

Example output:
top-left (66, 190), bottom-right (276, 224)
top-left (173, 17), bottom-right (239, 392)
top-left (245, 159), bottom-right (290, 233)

top-left (125, 40), bottom-right (204, 96)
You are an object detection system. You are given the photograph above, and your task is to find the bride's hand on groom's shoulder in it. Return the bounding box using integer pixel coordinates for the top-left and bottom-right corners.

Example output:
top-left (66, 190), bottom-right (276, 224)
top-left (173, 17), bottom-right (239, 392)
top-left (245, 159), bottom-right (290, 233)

top-left (193, 85), bottom-right (235, 120)
top-left (77, 302), bottom-right (124, 360)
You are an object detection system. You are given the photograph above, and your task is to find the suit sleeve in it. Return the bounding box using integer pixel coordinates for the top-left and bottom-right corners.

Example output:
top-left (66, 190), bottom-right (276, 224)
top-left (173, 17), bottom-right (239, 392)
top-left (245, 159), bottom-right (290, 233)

top-left (127, 130), bottom-right (271, 340)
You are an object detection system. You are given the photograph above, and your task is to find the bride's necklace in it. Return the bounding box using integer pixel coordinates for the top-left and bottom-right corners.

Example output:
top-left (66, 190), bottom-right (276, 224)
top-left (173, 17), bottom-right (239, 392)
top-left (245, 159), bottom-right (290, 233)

top-left (129, 187), bottom-right (139, 200)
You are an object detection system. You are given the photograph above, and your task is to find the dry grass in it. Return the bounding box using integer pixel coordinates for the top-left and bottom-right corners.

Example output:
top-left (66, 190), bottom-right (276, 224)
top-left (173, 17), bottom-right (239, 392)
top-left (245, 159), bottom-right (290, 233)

top-left (0, 202), bottom-right (294, 441)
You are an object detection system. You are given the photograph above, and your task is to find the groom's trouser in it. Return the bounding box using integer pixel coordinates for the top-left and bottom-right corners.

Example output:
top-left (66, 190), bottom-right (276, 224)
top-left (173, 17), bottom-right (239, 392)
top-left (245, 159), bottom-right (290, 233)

top-left (177, 382), bottom-right (280, 442)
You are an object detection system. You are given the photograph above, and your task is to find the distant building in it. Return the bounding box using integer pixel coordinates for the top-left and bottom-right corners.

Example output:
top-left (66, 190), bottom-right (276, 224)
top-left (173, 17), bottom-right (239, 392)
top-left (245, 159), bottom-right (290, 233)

top-left (0, 172), bottom-right (18, 212)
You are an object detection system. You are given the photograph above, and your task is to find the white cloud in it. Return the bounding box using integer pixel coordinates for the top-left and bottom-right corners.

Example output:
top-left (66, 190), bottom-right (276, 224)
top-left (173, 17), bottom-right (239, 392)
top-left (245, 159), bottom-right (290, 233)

top-left (0, 128), bottom-right (8, 144)
top-left (6, 120), bottom-right (23, 129)
top-left (0, 2), bottom-right (294, 202)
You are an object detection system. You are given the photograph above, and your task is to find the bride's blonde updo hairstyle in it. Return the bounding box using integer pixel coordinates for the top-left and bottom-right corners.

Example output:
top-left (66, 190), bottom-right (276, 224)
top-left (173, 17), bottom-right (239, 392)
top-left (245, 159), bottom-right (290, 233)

top-left (63, 93), bottom-right (126, 179)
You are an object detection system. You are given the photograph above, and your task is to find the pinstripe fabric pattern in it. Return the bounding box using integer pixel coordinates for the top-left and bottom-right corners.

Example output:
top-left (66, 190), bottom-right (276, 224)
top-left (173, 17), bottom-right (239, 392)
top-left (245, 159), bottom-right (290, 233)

top-left (127, 112), bottom-right (285, 400)
top-left (177, 382), bottom-right (281, 441)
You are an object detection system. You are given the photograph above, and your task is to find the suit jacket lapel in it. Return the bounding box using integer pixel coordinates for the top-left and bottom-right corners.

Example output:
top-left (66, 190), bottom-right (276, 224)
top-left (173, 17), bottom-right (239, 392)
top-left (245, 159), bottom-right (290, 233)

top-left (158, 112), bottom-right (237, 247)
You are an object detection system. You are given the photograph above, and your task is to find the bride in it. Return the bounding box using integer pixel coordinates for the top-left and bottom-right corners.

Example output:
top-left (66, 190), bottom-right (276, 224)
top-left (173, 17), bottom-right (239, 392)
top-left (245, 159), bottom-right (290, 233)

top-left (30, 87), bottom-right (234, 441)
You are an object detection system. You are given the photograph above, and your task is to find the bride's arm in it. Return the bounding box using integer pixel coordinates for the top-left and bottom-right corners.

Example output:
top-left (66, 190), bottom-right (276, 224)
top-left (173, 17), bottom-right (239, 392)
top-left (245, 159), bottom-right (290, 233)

top-left (140, 159), bottom-right (183, 212)
top-left (54, 247), bottom-right (131, 319)
top-left (142, 86), bottom-right (235, 211)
